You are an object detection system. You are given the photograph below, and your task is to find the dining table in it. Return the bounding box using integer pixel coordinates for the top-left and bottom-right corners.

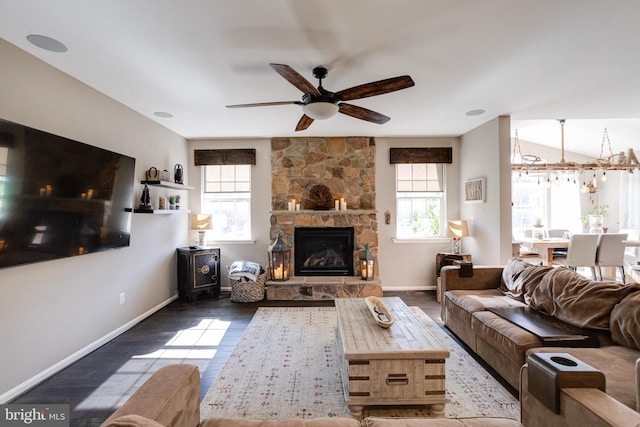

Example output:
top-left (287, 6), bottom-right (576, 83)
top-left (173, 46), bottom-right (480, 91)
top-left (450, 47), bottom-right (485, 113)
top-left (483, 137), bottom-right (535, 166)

top-left (520, 238), bottom-right (570, 266)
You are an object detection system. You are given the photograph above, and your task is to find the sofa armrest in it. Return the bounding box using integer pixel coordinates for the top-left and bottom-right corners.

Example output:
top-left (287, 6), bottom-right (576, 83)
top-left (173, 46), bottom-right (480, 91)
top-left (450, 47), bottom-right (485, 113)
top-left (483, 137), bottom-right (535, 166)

top-left (440, 266), bottom-right (503, 321)
top-left (100, 364), bottom-right (201, 427)
top-left (440, 265), bottom-right (503, 292)
top-left (521, 363), bottom-right (640, 427)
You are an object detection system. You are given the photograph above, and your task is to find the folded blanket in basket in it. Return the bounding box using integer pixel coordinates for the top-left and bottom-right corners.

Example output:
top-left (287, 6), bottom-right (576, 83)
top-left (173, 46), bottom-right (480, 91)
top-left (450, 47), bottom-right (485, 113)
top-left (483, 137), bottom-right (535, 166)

top-left (228, 260), bottom-right (262, 282)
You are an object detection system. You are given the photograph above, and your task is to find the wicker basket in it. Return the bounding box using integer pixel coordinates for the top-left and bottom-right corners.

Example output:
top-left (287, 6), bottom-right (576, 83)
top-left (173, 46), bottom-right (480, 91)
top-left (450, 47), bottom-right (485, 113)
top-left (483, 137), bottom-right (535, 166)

top-left (230, 271), bottom-right (268, 302)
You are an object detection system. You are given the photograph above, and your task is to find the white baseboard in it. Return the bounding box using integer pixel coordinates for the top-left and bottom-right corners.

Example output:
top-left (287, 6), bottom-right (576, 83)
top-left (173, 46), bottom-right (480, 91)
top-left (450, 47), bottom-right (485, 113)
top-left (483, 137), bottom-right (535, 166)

top-left (0, 295), bottom-right (178, 404)
top-left (382, 285), bottom-right (436, 292)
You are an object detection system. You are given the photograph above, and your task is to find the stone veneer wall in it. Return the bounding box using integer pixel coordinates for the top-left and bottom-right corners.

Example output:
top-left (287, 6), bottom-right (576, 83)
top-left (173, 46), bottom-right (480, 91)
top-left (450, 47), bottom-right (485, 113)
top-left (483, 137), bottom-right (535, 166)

top-left (270, 137), bottom-right (378, 274)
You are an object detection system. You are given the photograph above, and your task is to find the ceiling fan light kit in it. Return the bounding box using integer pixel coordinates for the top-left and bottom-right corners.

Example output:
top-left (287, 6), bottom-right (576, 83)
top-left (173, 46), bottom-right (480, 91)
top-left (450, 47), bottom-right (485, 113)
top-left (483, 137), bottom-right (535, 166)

top-left (302, 102), bottom-right (339, 120)
top-left (226, 63), bottom-right (415, 131)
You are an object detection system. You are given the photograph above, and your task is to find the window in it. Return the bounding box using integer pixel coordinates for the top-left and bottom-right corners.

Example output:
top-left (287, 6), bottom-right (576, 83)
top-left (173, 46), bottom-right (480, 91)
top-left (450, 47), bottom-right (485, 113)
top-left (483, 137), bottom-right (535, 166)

top-left (202, 164), bottom-right (251, 240)
top-left (511, 170), bottom-right (581, 239)
top-left (396, 163), bottom-right (445, 238)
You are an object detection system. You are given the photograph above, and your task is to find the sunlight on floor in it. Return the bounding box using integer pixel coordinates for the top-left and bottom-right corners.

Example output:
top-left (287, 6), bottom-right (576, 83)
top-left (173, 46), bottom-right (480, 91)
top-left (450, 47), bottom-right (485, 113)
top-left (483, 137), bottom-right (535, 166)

top-left (75, 318), bottom-right (231, 411)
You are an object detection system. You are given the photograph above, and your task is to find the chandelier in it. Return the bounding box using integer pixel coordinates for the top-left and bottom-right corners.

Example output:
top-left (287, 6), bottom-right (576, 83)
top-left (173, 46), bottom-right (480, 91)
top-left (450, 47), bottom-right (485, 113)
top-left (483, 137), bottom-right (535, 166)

top-left (511, 119), bottom-right (640, 175)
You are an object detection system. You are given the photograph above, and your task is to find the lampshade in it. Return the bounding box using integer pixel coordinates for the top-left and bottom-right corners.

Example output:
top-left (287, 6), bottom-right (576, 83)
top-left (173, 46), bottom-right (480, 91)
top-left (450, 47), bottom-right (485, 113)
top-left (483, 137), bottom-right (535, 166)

top-left (191, 214), bottom-right (213, 231)
top-left (302, 102), bottom-right (339, 120)
top-left (446, 220), bottom-right (469, 239)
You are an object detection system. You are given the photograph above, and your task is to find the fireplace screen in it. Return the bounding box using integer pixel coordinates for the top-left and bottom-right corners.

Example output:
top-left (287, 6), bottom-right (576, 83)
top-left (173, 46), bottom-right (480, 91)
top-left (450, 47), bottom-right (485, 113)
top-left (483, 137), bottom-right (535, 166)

top-left (294, 227), bottom-right (354, 276)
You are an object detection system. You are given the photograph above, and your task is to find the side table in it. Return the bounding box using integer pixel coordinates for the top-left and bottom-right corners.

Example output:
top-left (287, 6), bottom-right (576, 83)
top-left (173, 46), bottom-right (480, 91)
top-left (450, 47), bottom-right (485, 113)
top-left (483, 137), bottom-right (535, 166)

top-left (435, 252), bottom-right (471, 303)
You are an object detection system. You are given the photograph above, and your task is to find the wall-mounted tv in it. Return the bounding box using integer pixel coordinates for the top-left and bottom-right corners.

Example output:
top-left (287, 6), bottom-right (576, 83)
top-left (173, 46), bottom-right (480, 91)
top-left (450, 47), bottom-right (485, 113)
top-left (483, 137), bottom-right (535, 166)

top-left (0, 118), bottom-right (135, 269)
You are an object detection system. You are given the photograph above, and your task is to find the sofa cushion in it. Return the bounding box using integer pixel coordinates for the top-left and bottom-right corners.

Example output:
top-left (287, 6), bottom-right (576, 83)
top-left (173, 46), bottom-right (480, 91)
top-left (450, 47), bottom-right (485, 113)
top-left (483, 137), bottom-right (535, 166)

top-left (529, 268), bottom-right (637, 330)
top-left (610, 290), bottom-right (640, 349)
top-left (446, 289), bottom-right (526, 319)
top-left (102, 415), bottom-right (165, 427)
top-left (362, 417), bottom-right (521, 426)
top-left (200, 418), bottom-right (360, 427)
top-left (472, 311), bottom-right (542, 364)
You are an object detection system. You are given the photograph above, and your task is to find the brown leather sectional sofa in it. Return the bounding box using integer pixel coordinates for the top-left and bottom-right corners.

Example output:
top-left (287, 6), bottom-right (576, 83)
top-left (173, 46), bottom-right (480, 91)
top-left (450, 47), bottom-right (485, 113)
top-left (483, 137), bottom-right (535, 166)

top-left (440, 258), bottom-right (640, 426)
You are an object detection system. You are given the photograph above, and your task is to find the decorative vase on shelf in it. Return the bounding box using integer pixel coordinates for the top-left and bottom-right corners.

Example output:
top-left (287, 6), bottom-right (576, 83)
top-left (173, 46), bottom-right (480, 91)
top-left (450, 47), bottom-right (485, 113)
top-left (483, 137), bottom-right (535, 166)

top-left (589, 214), bottom-right (604, 234)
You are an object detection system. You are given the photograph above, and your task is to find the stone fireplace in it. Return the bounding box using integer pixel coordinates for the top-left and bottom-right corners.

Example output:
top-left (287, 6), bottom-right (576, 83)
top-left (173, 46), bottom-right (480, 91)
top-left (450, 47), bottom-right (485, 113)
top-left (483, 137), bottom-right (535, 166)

top-left (267, 137), bottom-right (382, 300)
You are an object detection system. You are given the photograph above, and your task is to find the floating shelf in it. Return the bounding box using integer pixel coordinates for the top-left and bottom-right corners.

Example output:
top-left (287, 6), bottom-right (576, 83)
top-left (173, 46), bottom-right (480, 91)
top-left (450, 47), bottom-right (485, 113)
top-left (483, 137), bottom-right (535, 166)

top-left (140, 180), bottom-right (194, 191)
top-left (126, 208), bottom-right (190, 214)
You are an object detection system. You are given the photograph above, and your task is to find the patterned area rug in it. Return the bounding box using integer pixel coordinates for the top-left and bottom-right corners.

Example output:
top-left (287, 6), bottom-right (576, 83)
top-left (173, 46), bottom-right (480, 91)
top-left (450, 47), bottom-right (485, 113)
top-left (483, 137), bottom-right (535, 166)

top-left (200, 306), bottom-right (519, 420)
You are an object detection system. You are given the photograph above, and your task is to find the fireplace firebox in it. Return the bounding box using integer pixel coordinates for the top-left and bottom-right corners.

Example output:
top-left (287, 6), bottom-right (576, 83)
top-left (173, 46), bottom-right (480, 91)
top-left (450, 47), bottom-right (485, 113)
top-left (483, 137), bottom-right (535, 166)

top-left (294, 227), bottom-right (354, 276)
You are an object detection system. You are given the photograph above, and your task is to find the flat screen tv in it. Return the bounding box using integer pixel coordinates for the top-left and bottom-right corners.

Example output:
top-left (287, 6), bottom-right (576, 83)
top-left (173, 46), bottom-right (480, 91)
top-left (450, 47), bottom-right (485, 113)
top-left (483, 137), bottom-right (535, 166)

top-left (0, 118), bottom-right (135, 269)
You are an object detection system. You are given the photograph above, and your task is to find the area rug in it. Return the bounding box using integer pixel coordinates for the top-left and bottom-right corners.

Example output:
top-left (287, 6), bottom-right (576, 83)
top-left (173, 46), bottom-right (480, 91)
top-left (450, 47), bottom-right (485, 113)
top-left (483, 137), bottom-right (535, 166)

top-left (201, 306), bottom-right (519, 420)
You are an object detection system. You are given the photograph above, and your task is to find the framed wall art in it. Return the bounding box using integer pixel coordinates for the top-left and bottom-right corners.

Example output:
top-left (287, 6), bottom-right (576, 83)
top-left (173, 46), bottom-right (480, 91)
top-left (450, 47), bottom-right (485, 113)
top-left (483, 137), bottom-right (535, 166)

top-left (464, 177), bottom-right (485, 203)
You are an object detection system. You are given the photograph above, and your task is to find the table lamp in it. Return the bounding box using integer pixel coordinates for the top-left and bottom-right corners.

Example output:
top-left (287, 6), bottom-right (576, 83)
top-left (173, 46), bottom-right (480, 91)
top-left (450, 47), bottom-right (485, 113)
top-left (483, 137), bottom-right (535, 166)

top-left (446, 220), bottom-right (469, 254)
top-left (191, 214), bottom-right (213, 247)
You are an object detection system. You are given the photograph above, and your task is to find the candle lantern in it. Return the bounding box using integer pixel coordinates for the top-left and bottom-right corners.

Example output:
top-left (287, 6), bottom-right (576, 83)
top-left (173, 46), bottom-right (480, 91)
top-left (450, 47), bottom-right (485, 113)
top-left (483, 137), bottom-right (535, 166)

top-left (268, 232), bottom-right (291, 281)
top-left (359, 243), bottom-right (375, 280)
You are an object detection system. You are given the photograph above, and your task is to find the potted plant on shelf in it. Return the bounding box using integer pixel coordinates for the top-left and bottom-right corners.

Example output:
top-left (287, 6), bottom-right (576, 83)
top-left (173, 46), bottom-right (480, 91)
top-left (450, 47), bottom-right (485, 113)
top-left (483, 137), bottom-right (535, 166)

top-left (581, 204), bottom-right (608, 233)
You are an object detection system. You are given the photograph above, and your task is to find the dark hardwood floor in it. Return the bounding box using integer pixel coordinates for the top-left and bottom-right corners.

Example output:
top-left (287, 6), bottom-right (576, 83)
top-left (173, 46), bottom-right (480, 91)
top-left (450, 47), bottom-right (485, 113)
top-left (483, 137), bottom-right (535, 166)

top-left (10, 290), bottom-right (513, 426)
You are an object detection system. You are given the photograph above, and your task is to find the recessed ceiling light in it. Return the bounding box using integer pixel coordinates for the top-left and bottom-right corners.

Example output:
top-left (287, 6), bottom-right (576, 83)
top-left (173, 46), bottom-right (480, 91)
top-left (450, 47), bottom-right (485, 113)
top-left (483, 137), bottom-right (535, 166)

top-left (26, 34), bottom-right (68, 52)
top-left (465, 109), bottom-right (485, 117)
top-left (154, 112), bottom-right (174, 118)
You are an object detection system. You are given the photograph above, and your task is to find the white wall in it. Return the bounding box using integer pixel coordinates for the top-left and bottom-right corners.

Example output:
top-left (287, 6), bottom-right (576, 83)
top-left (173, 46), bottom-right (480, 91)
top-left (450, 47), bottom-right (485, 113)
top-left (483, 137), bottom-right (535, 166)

top-left (460, 116), bottom-right (512, 264)
top-left (374, 137), bottom-right (462, 289)
top-left (187, 138), bottom-right (273, 281)
top-left (0, 39), bottom-right (189, 400)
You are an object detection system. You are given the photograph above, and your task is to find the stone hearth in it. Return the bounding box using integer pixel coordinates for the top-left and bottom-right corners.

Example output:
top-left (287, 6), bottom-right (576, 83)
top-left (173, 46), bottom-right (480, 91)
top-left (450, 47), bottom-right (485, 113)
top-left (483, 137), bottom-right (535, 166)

top-left (265, 276), bottom-right (382, 300)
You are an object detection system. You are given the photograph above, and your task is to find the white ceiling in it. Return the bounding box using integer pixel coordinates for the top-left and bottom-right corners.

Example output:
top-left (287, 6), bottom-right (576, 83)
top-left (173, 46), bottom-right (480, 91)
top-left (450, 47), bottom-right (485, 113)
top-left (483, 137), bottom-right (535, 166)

top-left (2, 1), bottom-right (640, 157)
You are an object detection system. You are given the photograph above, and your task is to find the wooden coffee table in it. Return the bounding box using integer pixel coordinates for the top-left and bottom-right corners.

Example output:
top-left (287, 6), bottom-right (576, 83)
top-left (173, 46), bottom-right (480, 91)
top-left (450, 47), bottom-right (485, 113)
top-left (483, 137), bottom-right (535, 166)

top-left (335, 297), bottom-right (450, 418)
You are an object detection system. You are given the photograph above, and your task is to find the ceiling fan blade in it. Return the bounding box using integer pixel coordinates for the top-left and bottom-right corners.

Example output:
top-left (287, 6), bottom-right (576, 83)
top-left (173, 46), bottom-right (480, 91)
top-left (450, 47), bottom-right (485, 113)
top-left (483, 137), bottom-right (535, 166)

top-left (339, 103), bottom-right (390, 124)
top-left (270, 63), bottom-right (321, 96)
top-left (226, 101), bottom-right (300, 108)
top-left (295, 114), bottom-right (314, 131)
top-left (335, 75), bottom-right (415, 101)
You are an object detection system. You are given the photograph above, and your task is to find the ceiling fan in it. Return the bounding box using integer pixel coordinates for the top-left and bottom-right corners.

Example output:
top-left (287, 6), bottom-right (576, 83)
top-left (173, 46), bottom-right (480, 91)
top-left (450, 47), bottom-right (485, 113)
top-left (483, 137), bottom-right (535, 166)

top-left (226, 63), bottom-right (415, 131)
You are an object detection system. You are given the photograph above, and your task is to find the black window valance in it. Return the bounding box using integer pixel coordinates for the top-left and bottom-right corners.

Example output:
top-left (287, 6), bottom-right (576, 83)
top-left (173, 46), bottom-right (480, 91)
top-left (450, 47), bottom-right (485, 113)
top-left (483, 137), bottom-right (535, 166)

top-left (194, 149), bottom-right (256, 166)
top-left (389, 147), bottom-right (452, 164)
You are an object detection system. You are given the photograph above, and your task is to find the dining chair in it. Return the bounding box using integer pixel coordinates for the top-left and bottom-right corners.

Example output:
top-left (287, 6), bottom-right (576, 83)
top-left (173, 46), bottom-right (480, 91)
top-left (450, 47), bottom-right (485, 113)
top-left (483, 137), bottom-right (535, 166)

top-left (596, 233), bottom-right (628, 282)
top-left (553, 233), bottom-right (599, 279)
top-left (547, 228), bottom-right (569, 257)
top-left (518, 229), bottom-right (541, 257)
top-left (547, 229), bottom-right (569, 238)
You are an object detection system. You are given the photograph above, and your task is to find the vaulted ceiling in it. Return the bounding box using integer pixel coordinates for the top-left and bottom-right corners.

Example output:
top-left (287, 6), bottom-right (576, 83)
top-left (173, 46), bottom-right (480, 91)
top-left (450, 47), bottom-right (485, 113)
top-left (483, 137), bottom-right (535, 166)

top-left (2, 1), bottom-right (640, 156)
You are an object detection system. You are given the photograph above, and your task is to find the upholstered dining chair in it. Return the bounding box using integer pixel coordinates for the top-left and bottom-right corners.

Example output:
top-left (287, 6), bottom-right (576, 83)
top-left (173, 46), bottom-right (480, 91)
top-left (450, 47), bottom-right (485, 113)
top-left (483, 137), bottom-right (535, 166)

top-left (553, 233), bottom-right (599, 279)
top-left (547, 228), bottom-right (570, 257)
top-left (595, 233), bottom-right (628, 282)
top-left (547, 229), bottom-right (569, 238)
